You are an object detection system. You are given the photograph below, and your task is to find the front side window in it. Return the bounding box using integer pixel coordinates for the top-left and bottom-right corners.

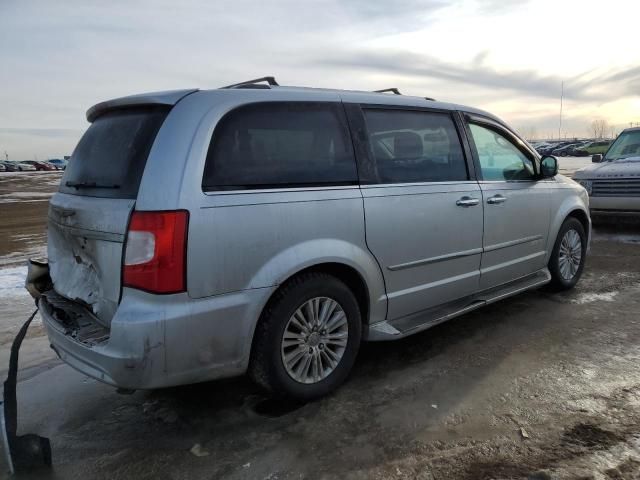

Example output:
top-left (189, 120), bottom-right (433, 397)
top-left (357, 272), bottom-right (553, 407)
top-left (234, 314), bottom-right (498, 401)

top-left (468, 123), bottom-right (535, 181)
top-left (363, 109), bottom-right (468, 184)
top-left (202, 102), bottom-right (357, 190)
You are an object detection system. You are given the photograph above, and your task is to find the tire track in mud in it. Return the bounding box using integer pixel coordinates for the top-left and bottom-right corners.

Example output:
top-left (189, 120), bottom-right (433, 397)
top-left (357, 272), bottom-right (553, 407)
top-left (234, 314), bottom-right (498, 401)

top-left (458, 385), bottom-right (640, 479)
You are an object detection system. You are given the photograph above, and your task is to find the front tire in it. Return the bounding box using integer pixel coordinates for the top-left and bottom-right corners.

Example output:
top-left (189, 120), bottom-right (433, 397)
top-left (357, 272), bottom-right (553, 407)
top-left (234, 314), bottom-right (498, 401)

top-left (548, 217), bottom-right (587, 291)
top-left (249, 272), bottom-right (362, 401)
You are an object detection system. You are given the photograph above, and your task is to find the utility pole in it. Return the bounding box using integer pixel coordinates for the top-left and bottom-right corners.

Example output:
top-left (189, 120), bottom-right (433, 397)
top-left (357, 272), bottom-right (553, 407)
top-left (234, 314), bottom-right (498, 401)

top-left (3, 151), bottom-right (7, 162)
top-left (558, 81), bottom-right (564, 140)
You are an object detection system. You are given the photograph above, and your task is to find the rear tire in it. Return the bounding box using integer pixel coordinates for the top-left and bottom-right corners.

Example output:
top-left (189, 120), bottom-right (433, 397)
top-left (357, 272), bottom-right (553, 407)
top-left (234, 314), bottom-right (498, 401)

top-left (249, 272), bottom-right (362, 401)
top-left (548, 217), bottom-right (587, 291)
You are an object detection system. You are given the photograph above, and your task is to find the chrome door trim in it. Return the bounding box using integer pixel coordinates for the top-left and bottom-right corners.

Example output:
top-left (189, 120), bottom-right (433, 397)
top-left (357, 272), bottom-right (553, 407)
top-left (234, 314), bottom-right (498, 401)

top-left (386, 270), bottom-right (480, 300)
top-left (388, 247), bottom-right (484, 271)
top-left (481, 250), bottom-right (546, 274)
top-left (483, 234), bottom-right (543, 253)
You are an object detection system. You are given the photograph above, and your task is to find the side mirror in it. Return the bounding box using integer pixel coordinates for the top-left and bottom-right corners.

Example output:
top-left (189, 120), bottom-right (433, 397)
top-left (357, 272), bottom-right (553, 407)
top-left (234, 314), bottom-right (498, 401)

top-left (592, 154), bottom-right (603, 163)
top-left (540, 155), bottom-right (558, 178)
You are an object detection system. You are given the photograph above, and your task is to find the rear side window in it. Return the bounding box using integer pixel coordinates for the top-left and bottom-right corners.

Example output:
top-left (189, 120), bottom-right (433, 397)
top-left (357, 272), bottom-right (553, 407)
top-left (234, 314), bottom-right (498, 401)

top-left (60, 107), bottom-right (169, 198)
top-left (202, 102), bottom-right (357, 191)
top-left (363, 109), bottom-right (468, 184)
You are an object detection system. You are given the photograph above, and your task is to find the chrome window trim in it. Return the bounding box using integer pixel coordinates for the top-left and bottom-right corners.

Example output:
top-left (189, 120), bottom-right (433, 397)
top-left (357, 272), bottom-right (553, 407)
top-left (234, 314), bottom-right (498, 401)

top-left (203, 184), bottom-right (360, 196)
top-left (360, 180), bottom-right (479, 189)
top-left (203, 180), bottom-right (481, 195)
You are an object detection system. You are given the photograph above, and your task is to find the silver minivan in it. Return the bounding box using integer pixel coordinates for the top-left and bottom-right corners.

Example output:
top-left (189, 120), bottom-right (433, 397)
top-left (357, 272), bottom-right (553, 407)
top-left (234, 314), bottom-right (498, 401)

top-left (29, 77), bottom-right (590, 400)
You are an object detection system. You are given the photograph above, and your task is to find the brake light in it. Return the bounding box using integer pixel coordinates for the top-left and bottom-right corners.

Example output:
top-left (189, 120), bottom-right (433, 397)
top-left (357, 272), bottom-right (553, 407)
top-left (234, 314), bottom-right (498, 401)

top-left (123, 210), bottom-right (188, 294)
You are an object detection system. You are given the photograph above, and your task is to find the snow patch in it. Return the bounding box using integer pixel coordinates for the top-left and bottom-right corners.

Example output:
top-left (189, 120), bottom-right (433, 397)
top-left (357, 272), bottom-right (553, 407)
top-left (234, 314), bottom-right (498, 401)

top-left (0, 191), bottom-right (53, 204)
top-left (571, 291), bottom-right (618, 304)
top-left (0, 266), bottom-right (29, 300)
top-left (594, 233), bottom-right (640, 245)
top-left (0, 192), bottom-right (53, 198)
top-left (0, 245), bottom-right (47, 268)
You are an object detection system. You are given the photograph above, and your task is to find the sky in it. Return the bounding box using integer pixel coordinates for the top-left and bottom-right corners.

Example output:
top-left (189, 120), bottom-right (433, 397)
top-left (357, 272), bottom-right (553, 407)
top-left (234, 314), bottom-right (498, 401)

top-left (1, 0), bottom-right (640, 160)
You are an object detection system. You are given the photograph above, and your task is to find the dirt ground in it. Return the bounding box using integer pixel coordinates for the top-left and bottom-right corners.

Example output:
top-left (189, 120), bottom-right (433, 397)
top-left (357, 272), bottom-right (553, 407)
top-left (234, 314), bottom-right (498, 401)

top-left (3, 164), bottom-right (640, 479)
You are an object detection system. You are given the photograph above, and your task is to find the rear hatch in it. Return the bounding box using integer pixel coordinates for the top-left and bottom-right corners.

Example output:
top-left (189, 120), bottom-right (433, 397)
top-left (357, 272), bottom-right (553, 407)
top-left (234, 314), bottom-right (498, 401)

top-left (48, 105), bottom-right (170, 326)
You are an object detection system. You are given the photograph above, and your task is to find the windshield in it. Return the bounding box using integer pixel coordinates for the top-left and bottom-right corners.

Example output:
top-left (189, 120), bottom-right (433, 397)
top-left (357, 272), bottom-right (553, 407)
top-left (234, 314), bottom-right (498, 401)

top-left (604, 131), bottom-right (640, 161)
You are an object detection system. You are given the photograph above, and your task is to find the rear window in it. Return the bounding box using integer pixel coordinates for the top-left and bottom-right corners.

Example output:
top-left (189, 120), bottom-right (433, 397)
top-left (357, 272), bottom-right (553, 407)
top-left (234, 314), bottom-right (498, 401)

top-left (60, 106), bottom-right (169, 198)
top-left (202, 102), bottom-right (357, 191)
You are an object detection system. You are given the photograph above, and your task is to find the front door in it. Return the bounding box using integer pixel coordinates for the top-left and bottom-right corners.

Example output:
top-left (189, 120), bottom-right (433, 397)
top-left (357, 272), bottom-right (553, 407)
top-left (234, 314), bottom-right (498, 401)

top-left (465, 117), bottom-right (551, 290)
top-left (351, 105), bottom-right (484, 320)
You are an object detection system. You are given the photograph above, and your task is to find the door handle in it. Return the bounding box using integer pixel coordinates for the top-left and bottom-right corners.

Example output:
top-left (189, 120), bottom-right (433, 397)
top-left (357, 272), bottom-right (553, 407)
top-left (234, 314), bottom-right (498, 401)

top-left (456, 196), bottom-right (480, 207)
top-left (487, 194), bottom-right (507, 205)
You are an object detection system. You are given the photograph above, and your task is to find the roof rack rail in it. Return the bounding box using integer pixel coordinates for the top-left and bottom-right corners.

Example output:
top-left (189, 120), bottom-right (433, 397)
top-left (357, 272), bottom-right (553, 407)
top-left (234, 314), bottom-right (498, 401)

top-left (374, 88), bottom-right (402, 95)
top-left (221, 76), bottom-right (280, 89)
top-left (425, 97), bottom-right (436, 101)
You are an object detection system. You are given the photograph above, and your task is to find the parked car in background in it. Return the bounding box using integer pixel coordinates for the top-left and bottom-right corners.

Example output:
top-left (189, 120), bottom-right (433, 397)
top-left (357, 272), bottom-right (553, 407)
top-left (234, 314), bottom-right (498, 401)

top-left (535, 143), bottom-right (556, 155)
top-left (23, 160), bottom-right (56, 171)
top-left (1, 161), bottom-right (36, 171)
top-left (28, 81), bottom-right (590, 401)
top-left (539, 142), bottom-right (573, 156)
top-left (0, 162), bottom-right (19, 172)
top-left (47, 158), bottom-right (68, 170)
top-left (16, 162), bottom-right (37, 171)
top-left (551, 141), bottom-right (590, 157)
top-left (0, 163), bottom-right (6, 172)
top-left (551, 143), bottom-right (579, 156)
top-left (533, 142), bottom-right (554, 154)
top-left (576, 140), bottom-right (612, 156)
top-left (573, 127), bottom-right (640, 218)
top-left (567, 141), bottom-right (592, 156)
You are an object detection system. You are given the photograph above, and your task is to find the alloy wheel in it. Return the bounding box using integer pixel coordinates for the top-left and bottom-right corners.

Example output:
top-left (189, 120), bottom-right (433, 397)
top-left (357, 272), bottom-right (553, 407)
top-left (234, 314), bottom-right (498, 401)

top-left (558, 229), bottom-right (582, 280)
top-left (280, 296), bottom-right (348, 384)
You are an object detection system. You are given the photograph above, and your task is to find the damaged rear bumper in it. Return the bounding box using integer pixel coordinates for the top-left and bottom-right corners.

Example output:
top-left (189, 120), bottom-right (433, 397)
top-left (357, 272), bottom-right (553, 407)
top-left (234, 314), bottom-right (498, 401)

top-left (38, 290), bottom-right (164, 389)
top-left (31, 259), bottom-right (274, 390)
top-left (39, 292), bottom-right (125, 387)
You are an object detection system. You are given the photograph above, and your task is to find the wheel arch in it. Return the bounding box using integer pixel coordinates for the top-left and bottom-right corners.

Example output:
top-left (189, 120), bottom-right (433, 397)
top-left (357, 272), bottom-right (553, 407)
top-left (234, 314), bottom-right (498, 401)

top-left (545, 196), bottom-right (591, 263)
top-left (258, 261), bottom-right (375, 328)
top-left (567, 208), bottom-right (590, 242)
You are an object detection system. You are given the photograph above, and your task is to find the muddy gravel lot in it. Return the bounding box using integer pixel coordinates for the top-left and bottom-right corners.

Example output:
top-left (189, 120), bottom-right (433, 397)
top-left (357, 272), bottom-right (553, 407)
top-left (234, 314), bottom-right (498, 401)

top-left (2, 165), bottom-right (640, 479)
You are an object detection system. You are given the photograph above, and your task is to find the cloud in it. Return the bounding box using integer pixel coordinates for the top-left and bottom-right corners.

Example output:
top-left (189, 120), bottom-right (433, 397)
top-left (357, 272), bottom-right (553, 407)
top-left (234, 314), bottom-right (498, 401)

top-left (474, 0), bottom-right (531, 13)
top-left (0, 0), bottom-right (637, 155)
top-left (319, 49), bottom-right (640, 103)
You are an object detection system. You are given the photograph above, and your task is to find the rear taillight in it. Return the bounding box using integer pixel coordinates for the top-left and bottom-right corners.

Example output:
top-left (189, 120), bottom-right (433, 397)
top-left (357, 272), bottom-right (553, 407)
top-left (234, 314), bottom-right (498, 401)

top-left (123, 210), bottom-right (188, 294)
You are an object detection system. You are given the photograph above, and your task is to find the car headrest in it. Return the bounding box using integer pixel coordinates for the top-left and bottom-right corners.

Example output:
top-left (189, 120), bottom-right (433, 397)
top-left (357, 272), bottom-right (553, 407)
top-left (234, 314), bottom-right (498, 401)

top-left (394, 131), bottom-right (423, 159)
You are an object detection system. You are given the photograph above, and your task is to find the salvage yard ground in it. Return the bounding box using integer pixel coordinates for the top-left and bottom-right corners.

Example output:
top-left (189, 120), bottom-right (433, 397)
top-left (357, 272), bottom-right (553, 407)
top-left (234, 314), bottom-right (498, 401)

top-left (2, 160), bottom-right (640, 479)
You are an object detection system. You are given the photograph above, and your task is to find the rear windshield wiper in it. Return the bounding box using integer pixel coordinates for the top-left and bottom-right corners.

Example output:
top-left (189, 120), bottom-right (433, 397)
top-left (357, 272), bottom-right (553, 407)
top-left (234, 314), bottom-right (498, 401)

top-left (65, 181), bottom-right (121, 189)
